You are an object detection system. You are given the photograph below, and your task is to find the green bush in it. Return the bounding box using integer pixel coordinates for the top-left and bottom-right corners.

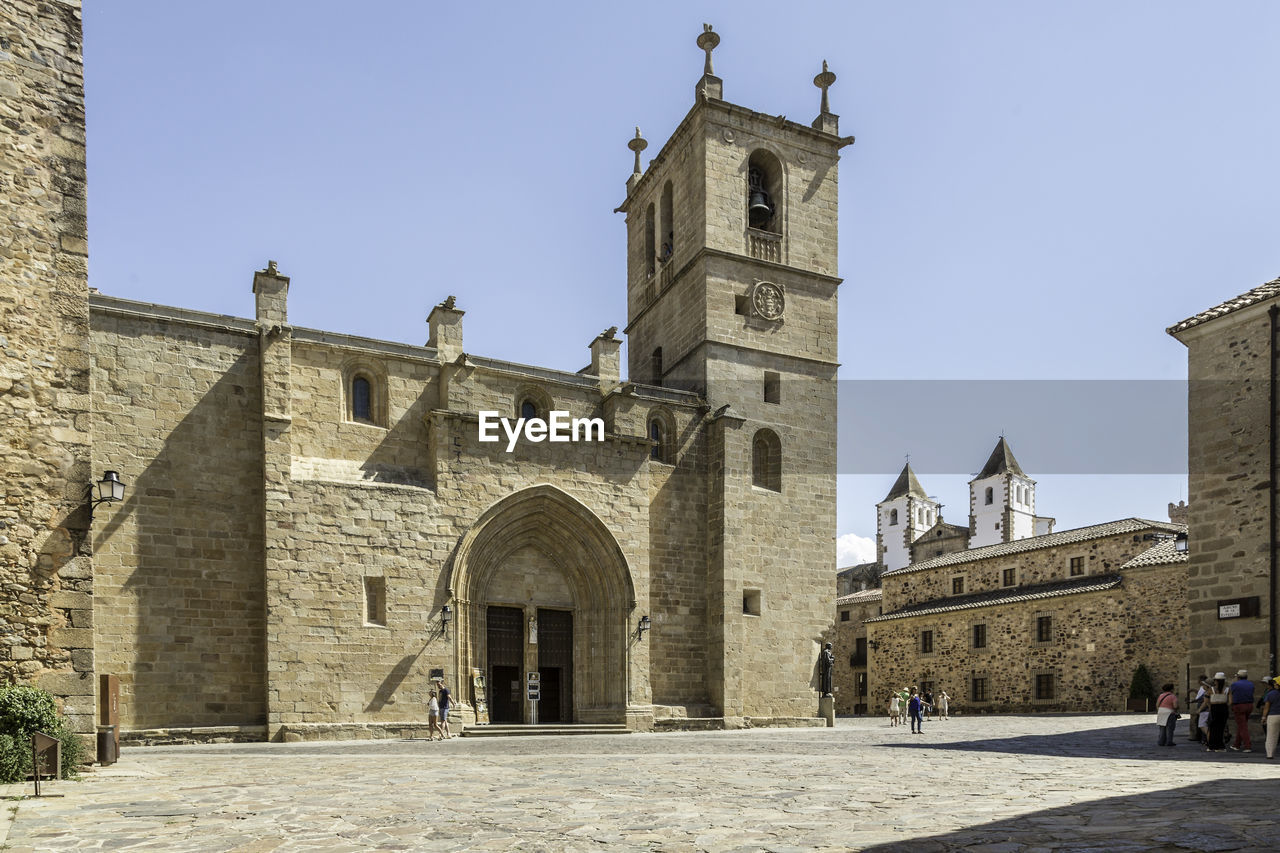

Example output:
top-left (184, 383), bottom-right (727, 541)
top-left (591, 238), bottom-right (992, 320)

top-left (1128, 664), bottom-right (1156, 702)
top-left (0, 685), bottom-right (84, 782)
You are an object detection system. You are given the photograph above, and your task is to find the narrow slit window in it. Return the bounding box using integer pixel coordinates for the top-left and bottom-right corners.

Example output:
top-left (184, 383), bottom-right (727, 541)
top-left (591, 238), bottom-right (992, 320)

top-left (364, 577), bottom-right (387, 626)
top-left (764, 371), bottom-right (780, 404)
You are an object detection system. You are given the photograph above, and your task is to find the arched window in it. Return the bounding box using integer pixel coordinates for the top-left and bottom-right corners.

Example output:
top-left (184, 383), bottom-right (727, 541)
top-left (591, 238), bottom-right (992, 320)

top-left (747, 150), bottom-right (783, 233)
top-left (985, 486), bottom-right (994, 505)
top-left (343, 360), bottom-right (386, 427)
top-left (648, 408), bottom-right (675, 464)
top-left (752, 429), bottom-right (781, 492)
top-left (659, 181), bottom-right (674, 263)
top-left (645, 203), bottom-right (656, 277)
top-left (351, 376), bottom-right (372, 422)
top-left (514, 386), bottom-right (551, 422)
top-left (889, 509), bottom-right (899, 526)
top-left (651, 347), bottom-right (663, 386)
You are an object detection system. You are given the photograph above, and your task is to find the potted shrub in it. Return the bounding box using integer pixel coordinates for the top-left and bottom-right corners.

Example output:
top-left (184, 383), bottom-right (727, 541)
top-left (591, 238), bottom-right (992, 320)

top-left (1127, 664), bottom-right (1155, 712)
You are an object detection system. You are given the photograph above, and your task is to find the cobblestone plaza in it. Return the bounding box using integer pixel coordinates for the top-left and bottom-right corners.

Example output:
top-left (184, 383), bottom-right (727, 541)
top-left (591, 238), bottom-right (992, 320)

top-left (5, 715), bottom-right (1277, 851)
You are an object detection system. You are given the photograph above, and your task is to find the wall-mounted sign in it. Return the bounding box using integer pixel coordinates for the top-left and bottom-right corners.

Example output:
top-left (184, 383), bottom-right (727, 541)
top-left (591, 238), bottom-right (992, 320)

top-left (1217, 596), bottom-right (1260, 620)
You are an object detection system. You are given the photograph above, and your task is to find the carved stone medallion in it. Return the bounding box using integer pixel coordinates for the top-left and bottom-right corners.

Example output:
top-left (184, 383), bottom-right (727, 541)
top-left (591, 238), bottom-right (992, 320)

top-left (752, 281), bottom-right (785, 320)
top-left (721, 128), bottom-right (736, 144)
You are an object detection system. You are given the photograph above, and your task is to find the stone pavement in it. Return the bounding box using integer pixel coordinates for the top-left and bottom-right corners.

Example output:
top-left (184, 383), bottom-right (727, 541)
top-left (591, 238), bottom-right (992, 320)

top-left (1, 714), bottom-right (1277, 852)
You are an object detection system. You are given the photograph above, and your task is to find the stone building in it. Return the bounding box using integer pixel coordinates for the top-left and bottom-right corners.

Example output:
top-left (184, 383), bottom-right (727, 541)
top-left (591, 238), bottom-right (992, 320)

top-left (873, 440), bottom-right (1056, 574)
top-left (866, 518), bottom-right (1187, 713)
top-left (1169, 278), bottom-right (1280, 681)
top-left (3, 14), bottom-right (851, 746)
top-left (831, 588), bottom-right (882, 715)
top-left (832, 442), bottom-right (1188, 713)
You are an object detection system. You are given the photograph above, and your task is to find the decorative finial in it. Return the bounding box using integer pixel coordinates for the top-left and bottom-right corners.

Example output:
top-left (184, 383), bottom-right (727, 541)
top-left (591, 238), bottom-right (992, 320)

top-left (697, 24), bottom-right (720, 76)
top-left (603, 326), bottom-right (618, 340)
top-left (814, 60), bottom-right (837, 115)
top-left (627, 126), bottom-right (648, 175)
top-left (442, 295), bottom-right (457, 310)
top-left (266, 260), bottom-right (278, 275)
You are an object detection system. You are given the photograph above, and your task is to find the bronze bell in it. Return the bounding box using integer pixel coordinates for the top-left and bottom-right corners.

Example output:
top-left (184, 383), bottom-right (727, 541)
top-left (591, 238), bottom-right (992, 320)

top-left (748, 168), bottom-right (773, 228)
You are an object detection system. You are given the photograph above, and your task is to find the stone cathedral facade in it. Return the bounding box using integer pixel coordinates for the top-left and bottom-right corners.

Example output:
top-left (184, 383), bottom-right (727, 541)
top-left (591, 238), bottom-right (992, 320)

top-left (3, 5), bottom-right (847, 746)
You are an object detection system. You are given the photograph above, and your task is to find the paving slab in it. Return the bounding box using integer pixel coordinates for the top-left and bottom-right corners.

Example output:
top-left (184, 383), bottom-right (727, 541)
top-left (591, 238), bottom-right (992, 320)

top-left (1, 715), bottom-right (1276, 851)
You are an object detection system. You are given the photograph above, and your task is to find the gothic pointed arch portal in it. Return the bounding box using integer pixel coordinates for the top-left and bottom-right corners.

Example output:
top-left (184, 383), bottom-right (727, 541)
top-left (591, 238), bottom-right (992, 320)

top-left (448, 485), bottom-right (637, 724)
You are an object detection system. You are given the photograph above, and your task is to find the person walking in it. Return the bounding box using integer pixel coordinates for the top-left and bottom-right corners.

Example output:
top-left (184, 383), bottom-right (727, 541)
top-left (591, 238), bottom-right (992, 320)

top-left (1155, 683), bottom-right (1179, 747)
top-left (438, 681), bottom-right (453, 738)
top-left (427, 690), bottom-right (443, 741)
top-left (1261, 676), bottom-right (1280, 760)
top-left (1228, 669), bottom-right (1255, 752)
top-left (1206, 672), bottom-right (1231, 752)
top-left (907, 687), bottom-right (924, 734)
top-left (888, 692), bottom-right (901, 726)
top-left (937, 690), bottom-right (950, 720)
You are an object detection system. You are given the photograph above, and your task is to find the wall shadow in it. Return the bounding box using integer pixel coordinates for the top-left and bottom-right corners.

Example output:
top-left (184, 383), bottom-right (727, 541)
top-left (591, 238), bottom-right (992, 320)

top-left (365, 653), bottom-right (419, 713)
top-left (874, 718), bottom-right (1271, 764)
top-left (94, 332), bottom-right (266, 730)
top-left (861, 777), bottom-right (1280, 851)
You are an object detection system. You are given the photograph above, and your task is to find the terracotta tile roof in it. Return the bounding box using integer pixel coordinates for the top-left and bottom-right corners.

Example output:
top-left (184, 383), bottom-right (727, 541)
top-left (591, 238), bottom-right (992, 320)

top-left (865, 574), bottom-right (1123, 623)
top-left (1121, 538), bottom-right (1188, 568)
top-left (836, 588), bottom-right (884, 606)
top-left (1167, 276), bottom-right (1280, 336)
top-left (882, 518), bottom-right (1185, 576)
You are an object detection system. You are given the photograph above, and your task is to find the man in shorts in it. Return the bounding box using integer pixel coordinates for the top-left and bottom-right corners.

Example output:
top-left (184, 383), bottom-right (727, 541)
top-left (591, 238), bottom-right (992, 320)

top-left (437, 681), bottom-right (453, 738)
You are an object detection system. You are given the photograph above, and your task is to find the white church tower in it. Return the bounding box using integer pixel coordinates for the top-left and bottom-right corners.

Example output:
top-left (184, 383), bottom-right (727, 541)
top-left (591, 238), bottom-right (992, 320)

top-left (876, 463), bottom-right (940, 571)
top-left (968, 437), bottom-right (1039, 548)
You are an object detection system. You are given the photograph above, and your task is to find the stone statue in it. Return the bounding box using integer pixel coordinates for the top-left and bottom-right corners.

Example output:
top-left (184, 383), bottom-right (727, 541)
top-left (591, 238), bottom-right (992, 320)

top-left (819, 642), bottom-right (834, 697)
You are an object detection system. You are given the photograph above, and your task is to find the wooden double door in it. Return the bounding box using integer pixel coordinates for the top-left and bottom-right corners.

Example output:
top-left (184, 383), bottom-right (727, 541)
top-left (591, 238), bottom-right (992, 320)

top-left (486, 606), bottom-right (573, 724)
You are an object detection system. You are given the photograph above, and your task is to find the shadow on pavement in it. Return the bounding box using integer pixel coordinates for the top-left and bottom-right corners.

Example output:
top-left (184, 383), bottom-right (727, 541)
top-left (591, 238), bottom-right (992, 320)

top-left (877, 719), bottom-right (1274, 763)
top-left (860, 778), bottom-right (1280, 852)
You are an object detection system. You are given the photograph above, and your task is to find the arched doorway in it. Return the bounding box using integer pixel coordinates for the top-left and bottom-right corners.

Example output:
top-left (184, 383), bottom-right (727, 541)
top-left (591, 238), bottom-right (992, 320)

top-left (448, 486), bottom-right (636, 724)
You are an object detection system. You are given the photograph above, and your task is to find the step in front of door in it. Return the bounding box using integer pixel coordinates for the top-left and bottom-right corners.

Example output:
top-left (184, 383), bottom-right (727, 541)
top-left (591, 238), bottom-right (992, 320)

top-left (461, 724), bottom-right (630, 738)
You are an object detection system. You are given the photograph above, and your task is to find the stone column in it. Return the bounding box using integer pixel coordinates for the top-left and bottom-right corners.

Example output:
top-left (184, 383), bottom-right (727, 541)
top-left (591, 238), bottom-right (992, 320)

top-left (253, 262), bottom-right (294, 741)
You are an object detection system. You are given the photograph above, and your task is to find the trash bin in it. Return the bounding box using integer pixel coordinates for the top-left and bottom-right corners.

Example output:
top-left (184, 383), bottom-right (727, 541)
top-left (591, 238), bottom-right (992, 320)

top-left (97, 726), bottom-right (117, 766)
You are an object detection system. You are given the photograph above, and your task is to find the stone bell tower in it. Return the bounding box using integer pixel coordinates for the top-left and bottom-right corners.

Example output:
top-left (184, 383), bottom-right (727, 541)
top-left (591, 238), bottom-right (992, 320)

top-left (619, 25), bottom-right (850, 720)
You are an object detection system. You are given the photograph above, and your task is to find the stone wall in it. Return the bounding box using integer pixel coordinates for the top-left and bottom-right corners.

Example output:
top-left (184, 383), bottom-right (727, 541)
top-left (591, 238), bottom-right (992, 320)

top-left (911, 521), bottom-right (971, 564)
top-left (1172, 303), bottom-right (1276, 679)
top-left (829, 590), bottom-right (882, 715)
top-left (90, 300), bottom-right (266, 730)
top-left (868, 533), bottom-right (1189, 714)
top-left (0, 0), bottom-right (94, 734)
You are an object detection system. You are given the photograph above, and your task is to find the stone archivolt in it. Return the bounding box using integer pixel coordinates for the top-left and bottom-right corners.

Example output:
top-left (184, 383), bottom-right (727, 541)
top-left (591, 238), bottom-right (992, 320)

top-left (448, 485), bottom-right (637, 720)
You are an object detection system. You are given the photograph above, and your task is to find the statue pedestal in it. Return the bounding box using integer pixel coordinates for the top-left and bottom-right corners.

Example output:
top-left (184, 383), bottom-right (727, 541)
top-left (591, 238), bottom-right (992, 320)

top-left (819, 695), bottom-right (835, 728)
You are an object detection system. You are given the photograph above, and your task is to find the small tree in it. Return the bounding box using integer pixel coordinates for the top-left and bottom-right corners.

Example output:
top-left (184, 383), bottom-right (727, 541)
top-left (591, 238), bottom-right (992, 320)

top-left (1128, 664), bottom-right (1156, 710)
top-left (0, 685), bottom-right (86, 782)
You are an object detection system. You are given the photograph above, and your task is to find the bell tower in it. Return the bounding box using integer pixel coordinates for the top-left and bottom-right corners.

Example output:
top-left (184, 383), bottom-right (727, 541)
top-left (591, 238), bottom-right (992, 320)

top-left (619, 26), bottom-right (850, 720)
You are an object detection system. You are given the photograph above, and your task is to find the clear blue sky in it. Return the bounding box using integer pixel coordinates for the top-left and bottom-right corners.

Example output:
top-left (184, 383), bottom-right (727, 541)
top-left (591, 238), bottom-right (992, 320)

top-left (83, 2), bottom-right (1279, 564)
